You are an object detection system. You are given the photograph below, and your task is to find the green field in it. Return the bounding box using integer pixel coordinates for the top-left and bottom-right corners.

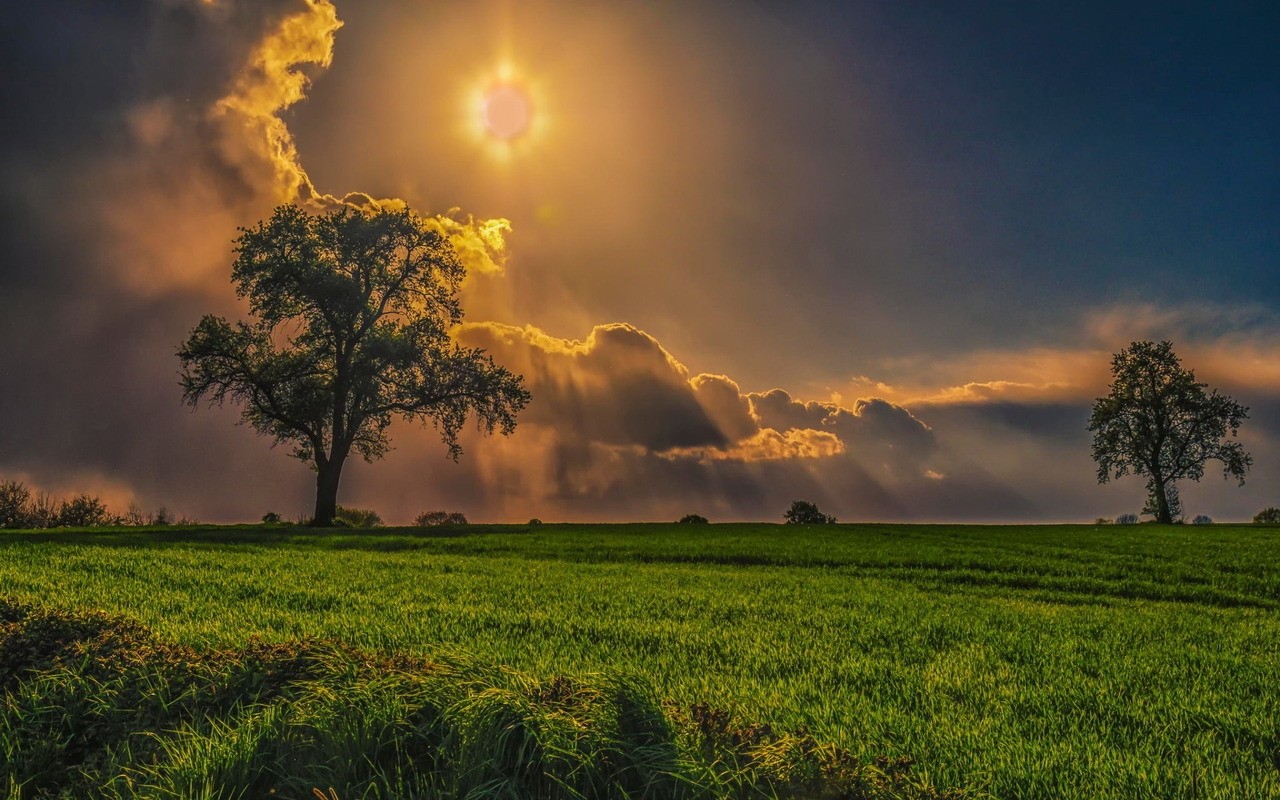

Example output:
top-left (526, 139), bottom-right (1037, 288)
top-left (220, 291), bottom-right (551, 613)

top-left (3, 523), bottom-right (1279, 798)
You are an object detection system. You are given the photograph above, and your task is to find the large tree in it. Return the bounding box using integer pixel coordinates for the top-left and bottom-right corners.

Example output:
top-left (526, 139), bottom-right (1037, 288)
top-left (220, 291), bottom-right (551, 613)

top-left (178, 204), bottom-right (530, 525)
top-left (1088, 340), bottom-right (1250, 524)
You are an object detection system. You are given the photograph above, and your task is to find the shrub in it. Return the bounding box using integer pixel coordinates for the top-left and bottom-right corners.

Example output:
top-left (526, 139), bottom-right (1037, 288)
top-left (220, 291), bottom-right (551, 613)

top-left (334, 506), bottom-right (383, 528)
top-left (678, 514), bottom-right (709, 524)
top-left (783, 500), bottom-right (836, 525)
top-left (261, 511), bottom-right (283, 525)
top-left (415, 510), bottom-right (468, 526)
top-left (0, 480), bottom-right (33, 528)
top-left (1191, 515), bottom-right (1213, 525)
top-left (56, 494), bottom-right (111, 527)
top-left (1093, 517), bottom-right (1113, 525)
top-left (527, 518), bottom-right (543, 526)
top-left (1253, 507), bottom-right (1280, 524)
top-left (1116, 513), bottom-right (1139, 525)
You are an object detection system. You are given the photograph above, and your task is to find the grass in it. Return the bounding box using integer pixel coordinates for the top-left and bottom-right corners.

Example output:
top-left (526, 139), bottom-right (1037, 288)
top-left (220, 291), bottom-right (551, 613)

top-left (3, 600), bottom-right (947, 800)
top-left (2, 522), bottom-right (1278, 798)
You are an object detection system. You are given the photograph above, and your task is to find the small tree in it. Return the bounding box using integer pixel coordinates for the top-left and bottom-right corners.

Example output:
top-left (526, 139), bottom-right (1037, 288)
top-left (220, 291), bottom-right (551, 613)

top-left (57, 495), bottom-right (111, 527)
top-left (1088, 341), bottom-right (1250, 524)
top-left (1254, 507), bottom-right (1280, 524)
top-left (678, 514), bottom-right (709, 524)
top-left (178, 205), bottom-right (530, 526)
top-left (783, 500), bottom-right (836, 525)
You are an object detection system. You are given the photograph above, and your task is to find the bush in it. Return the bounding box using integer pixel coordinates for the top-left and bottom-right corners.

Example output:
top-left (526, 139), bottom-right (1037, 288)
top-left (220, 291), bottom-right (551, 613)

top-left (334, 506), bottom-right (383, 528)
top-left (1115, 513), bottom-right (1139, 525)
top-left (261, 511), bottom-right (283, 525)
top-left (0, 480), bottom-right (34, 528)
top-left (415, 510), bottom-right (468, 526)
top-left (1093, 517), bottom-right (1113, 525)
top-left (678, 514), bottom-right (709, 524)
top-left (1191, 515), bottom-right (1213, 525)
top-left (783, 500), bottom-right (836, 525)
top-left (1253, 507), bottom-right (1280, 524)
top-left (527, 518), bottom-right (543, 526)
top-left (56, 494), bottom-right (111, 527)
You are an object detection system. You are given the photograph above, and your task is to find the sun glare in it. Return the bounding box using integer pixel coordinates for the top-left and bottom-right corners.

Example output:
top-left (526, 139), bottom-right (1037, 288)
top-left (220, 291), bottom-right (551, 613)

top-left (466, 61), bottom-right (546, 161)
top-left (483, 84), bottom-right (532, 140)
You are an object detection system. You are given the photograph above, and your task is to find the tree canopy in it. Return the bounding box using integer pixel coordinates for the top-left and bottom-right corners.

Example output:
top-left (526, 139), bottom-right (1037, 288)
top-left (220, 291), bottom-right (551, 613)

top-left (178, 204), bottom-right (530, 525)
top-left (1088, 340), bottom-right (1249, 524)
top-left (783, 500), bottom-right (836, 525)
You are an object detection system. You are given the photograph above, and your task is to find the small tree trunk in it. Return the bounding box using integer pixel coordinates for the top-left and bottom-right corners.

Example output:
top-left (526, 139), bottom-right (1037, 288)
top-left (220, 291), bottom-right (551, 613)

top-left (312, 458), bottom-right (344, 526)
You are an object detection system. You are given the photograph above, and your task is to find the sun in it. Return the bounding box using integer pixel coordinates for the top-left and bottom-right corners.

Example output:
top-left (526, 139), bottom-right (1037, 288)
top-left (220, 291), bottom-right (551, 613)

top-left (483, 83), bottom-right (532, 140)
top-left (465, 62), bottom-right (546, 160)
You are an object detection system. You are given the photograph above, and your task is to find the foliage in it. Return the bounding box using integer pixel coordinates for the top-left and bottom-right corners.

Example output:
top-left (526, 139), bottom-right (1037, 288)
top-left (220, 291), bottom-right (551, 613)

top-left (177, 204), bottom-right (531, 525)
top-left (0, 599), bottom-right (964, 800)
top-left (55, 494), bottom-right (111, 527)
top-left (0, 481), bottom-right (32, 528)
top-left (678, 514), bottom-right (710, 524)
top-left (1191, 515), bottom-right (1213, 525)
top-left (1115, 513), bottom-right (1139, 525)
top-left (333, 506), bottom-right (383, 528)
top-left (1092, 517), bottom-right (1112, 525)
top-left (262, 511), bottom-right (283, 525)
top-left (783, 500), bottom-right (836, 525)
top-left (1088, 340), bottom-right (1251, 524)
top-left (1253, 507), bottom-right (1280, 524)
top-left (415, 511), bottom-right (469, 526)
top-left (527, 518), bottom-right (543, 526)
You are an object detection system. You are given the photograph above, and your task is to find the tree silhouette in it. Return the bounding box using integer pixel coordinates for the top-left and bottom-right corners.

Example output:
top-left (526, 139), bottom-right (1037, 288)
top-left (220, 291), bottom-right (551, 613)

top-left (1088, 340), bottom-right (1249, 524)
top-left (783, 500), bottom-right (836, 525)
top-left (178, 205), bottom-right (530, 525)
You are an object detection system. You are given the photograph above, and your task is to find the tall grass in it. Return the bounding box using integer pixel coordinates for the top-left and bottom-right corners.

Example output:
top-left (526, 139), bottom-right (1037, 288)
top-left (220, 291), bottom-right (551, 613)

top-left (1, 599), bottom-right (955, 799)
top-left (2, 523), bottom-right (1278, 797)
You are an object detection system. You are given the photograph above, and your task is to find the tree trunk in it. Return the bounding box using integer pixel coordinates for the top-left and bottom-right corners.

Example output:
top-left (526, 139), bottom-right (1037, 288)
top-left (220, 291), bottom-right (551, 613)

top-left (1152, 479), bottom-right (1172, 524)
top-left (312, 458), bottom-right (344, 526)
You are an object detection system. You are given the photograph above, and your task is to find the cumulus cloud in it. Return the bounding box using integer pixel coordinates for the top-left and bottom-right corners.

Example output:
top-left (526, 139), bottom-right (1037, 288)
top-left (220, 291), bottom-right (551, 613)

top-left (430, 320), bottom-right (999, 521)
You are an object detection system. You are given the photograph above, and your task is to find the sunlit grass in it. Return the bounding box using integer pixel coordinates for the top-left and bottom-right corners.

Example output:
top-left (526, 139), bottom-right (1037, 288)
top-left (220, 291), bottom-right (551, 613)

top-left (2, 522), bottom-right (1278, 798)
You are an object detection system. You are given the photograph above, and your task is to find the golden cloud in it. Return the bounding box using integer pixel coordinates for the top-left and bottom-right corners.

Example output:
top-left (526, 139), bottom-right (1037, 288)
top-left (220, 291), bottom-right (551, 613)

top-left (664, 427), bottom-right (846, 463)
top-left (213, 0), bottom-right (342, 204)
top-left (211, 0), bottom-right (511, 278)
top-left (826, 303), bottom-right (1280, 409)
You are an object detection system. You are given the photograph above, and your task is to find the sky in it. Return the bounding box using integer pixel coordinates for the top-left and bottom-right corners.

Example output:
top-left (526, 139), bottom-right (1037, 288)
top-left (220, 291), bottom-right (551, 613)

top-left (1, 0), bottom-right (1277, 523)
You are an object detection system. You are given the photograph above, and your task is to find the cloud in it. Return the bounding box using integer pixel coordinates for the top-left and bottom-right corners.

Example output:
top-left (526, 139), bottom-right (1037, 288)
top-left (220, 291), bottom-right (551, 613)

top-left (213, 0), bottom-right (343, 205)
top-left (457, 322), bottom-right (730, 452)
top-left (432, 321), bottom-right (987, 521)
top-left (826, 303), bottom-right (1280, 409)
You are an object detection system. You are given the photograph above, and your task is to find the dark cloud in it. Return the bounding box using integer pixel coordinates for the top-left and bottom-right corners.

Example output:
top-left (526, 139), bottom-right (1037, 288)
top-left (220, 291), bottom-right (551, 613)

top-left (0, 1), bottom-right (321, 517)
